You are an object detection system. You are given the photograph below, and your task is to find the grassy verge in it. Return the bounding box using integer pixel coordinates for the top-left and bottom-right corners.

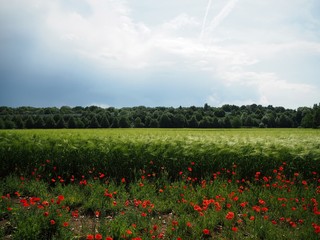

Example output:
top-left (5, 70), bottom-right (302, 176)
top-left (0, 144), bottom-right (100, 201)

top-left (0, 161), bottom-right (319, 239)
top-left (0, 129), bottom-right (319, 239)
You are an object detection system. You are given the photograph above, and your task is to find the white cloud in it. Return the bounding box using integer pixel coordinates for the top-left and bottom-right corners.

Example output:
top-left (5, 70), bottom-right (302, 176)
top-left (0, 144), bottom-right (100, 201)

top-left (1, 0), bottom-right (319, 108)
top-left (206, 0), bottom-right (239, 35)
top-left (258, 78), bottom-right (319, 108)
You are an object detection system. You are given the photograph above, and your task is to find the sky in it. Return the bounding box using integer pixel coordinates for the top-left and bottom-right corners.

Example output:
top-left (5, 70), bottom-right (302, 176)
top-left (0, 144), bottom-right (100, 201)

top-left (0, 0), bottom-right (319, 109)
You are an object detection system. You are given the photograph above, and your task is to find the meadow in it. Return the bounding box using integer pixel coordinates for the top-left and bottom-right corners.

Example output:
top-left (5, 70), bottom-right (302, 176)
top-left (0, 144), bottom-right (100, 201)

top-left (0, 129), bottom-right (319, 239)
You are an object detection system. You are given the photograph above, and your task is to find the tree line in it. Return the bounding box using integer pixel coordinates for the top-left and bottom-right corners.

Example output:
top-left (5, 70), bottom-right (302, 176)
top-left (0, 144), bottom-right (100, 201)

top-left (0, 103), bottom-right (319, 129)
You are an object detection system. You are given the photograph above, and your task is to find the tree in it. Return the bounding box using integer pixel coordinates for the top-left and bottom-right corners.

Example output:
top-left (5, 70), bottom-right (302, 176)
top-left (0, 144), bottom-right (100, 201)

top-left (159, 113), bottom-right (172, 128)
top-left (188, 115), bottom-right (199, 128)
top-left (5, 119), bottom-right (16, 129)
top-left (76, 118), bottom-right (85, 128)
top-left (111, 117), bottom-right (119, 128)
top-left (68, 116), bottom-right (77, 128)
top-left (119, 116), bottom-right (131, 128)
top-left (173, 114), bottom-right (186, 128)
top-left (56, 116), bottom-right (67, 128)
top-left (204, 103), bottom-right (210, 111)
top-left (89, 116), bottom-right (101, 128)
top-left (34, 116), bottom-right (45, 128)
top-left (313, 104), bottom-right (320, 128)
top-left (212, 117), bottom-right (220, 128)
top-left (0, 118), bottom-right (4, 129)
top-left (243, 115), bottom-right (253, 127)
top-left (25, 116), bottom-right (35, 129)
top-left (214, 109), bottom-right (225, 118)
top-left (231, 116), bottom-right (241, 128)
top-left (223, 116), bottom-right (232, 128)
top-left (100, 115), bottom-right (110, 128)
top-left (276, 114), bottom-right (293, 128)
top-left (134, 117), bottom-right (144, 128)
top-left (301, 113), bottom-right (313, 128)
top-left (45, 116), bottom-right (56, 128)
top-left (261, 114), bottom-right (276, 128)
top-left (149, 119), bottom-right (159, 128)
top-left (14, 116), bottom-right (25, 129)
top-left (60, 106), bottom-right (72, 114)
top-left (199, 116), bottom-right (212, 128)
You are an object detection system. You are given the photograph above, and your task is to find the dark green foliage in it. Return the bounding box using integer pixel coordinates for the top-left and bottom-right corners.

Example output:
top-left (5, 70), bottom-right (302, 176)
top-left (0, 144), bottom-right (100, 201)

top-left (4, 119), bottom-right (16, 129)
top-left (0, 118), bottom-right (4, 129)
top-left (111, 117), bottom-right (119, 128)
top-left (25, 116), bottom-right (34, 128)
top-left (188, 115), bottom-right (198, 128)
top-left (67, 116), bottom-right (77, 128)
top-left (313, 103), bottom-right (320, 128)
top-left (100, 115), bottom-right (110, 128)
top-left (231, 116), bottom-right (241, 128)
top-left (0, 103), bottom-right (319, 129)
top-left (34, 116), bottom-right (45, 129)
top-left (45, 116), bottom-right (56, 128)
top-left (56, 116), bottom-right (67, 128)
top-left (14, 116), bottom-right (25, 129)
top-left (172, 114), bottom-right (186, 128)
top-left (119, 115), bottom-right (131, 128)
top-left (89, 116), bottom-right (100, 128)
top-left (199, 116), bottom-right (212, 128)
top-left (159, 113), bottom-right (172, 128)
top-left (276, 114), bottom-right (293, 128)
top-left (149, 118), bottom-right (159, 128)
top-left (134, 117), bottom-right (144, 128)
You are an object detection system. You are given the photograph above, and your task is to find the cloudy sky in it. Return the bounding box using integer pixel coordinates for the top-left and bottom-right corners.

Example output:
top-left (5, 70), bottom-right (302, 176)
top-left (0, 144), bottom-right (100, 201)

top-left (0, 0), bottom-right (319, 109)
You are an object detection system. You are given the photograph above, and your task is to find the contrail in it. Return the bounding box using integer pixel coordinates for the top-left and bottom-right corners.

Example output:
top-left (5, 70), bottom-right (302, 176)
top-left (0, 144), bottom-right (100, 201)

top-left (200, 0), bottom-right (212, 40)
top-left (207, 0), bottom-right (239, 34)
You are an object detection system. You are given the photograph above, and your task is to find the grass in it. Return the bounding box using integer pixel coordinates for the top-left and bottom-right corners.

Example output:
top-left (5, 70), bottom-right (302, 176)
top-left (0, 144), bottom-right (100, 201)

top-left (0, 129), bottom-right (319, 239)
top-left (0, 128), bottom-right (319, 181)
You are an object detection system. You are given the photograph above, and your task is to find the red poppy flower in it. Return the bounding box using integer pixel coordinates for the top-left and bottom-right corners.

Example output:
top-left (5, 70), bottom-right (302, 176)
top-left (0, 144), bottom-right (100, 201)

top-left (240, 202), bottom-right (248, 208)
top-left (203, 229), bottom-right (210, 235)
top-left (312, 223), bottom-right (320, 234)
top-left (50, 219), bottom-right (56, 225)
top-left (86, 234), bottom-right (94, 240)
top-left (172, 220), bottom-right (178, 226)
top-left (226, 211), bottom-right (235, 220)
top-left (58, 195), bottom-right (64, 201)
top-left (231, 226), bottom-right (238, 232)
top-left (95, 211), bottom-right (100, 218)
top-left (94, 233), bottom-right (102, 239)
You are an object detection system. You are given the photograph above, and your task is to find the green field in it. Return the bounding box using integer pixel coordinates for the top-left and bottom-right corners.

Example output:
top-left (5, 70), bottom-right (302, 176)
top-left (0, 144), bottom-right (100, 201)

top-left (0, 128), bottom-right (319, 181)
top-left (0, 129), bottom-right (319, 239)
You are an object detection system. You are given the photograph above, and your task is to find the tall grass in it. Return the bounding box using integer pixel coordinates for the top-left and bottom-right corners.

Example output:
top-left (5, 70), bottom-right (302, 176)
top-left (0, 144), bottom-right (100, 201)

top-left (0, 129), bottom-right (319, 182)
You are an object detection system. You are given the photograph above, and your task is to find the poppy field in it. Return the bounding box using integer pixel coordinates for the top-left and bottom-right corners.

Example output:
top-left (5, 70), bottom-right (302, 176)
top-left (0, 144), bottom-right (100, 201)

top-left (0, 129), bottom-right (319, 239)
